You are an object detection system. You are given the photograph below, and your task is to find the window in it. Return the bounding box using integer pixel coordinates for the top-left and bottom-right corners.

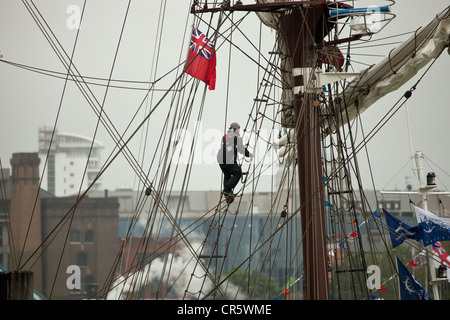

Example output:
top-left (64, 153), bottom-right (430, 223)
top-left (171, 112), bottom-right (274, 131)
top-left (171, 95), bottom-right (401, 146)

top-left (85, 276), bottom-right (98, 298)
top-left (402, 211), bottom-right (413, 218)
top-left (70, 230), bottom-right (80, 243)
top-left (85, 230), bottom-right (94, 243)
top-left (166, 196), bottom-right (191, 212)
top-left (384, 201), bottom-right (400, 211)
top-left (77, 252), bottom-right (88, 266)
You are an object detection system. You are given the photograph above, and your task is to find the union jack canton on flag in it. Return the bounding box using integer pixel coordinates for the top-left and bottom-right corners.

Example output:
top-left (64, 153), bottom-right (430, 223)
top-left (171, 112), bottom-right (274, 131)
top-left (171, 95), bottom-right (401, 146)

top-left (190, 28), bottom-right (214, 59)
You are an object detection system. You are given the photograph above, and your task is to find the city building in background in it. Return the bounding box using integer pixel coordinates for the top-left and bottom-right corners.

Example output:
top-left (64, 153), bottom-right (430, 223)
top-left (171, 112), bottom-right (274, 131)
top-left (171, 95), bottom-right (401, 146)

top-left (38, 126), bottom-right (104, 196)
top-left (0, 153), bottom-right (119, 299)
top-left (1, 126), bottom-right (449, 299)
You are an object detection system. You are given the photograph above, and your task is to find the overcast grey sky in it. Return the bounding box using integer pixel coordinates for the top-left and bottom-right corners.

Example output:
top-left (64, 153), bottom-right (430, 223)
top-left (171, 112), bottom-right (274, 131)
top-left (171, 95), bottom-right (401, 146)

top-left (0, 0), bottom-right (449, 196)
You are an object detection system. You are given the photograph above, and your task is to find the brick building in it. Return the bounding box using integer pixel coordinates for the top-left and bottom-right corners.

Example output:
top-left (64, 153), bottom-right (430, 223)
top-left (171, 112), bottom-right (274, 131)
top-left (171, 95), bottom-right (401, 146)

top-left (40, 195), bottom-right (119, 299)
top-left (1, 152), bottom-right (119, 299)
top-left (9, 153), bottom-right (44, 292)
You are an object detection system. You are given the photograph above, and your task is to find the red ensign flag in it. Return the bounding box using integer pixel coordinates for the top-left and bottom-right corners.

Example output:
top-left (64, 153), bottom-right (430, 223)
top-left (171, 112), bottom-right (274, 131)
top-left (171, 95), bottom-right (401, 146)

top-left (185, 27), bottom-right (216, 90)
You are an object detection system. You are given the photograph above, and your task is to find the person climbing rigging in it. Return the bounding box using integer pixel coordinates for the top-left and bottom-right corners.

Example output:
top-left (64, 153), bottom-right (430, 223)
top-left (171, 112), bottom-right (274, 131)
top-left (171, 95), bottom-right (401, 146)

top-left (216, 122), bottom-right (253, 203)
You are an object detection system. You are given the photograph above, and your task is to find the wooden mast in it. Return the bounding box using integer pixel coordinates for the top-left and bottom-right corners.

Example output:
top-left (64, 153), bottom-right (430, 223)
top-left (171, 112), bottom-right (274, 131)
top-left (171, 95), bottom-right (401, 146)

top-left (278, 3), bottom-right (330, 300)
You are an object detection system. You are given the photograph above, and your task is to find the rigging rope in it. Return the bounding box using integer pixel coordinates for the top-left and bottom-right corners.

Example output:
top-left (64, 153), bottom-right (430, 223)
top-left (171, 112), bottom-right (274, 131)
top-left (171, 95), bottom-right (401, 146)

top-left (9, 1), bottom-right (448, 300)
top-left (49, 0), bottom-right (133, 299)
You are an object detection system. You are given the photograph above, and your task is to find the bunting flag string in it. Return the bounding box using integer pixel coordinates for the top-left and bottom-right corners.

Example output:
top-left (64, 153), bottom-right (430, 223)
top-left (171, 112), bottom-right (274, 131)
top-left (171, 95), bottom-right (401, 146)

top-left (408, 260), bottom-right (418, 267)
top-left (282, 289), bottom-right (291, 295)
top-left (334, 220), bottom-right (364, 251)
top-left (272, 275), bottom-right (303, 300)
top-left (373, 209), bottom-right (381, 218)
top-left (328, 210), bottom-right (375, 257)
top-left (349, 230), bottom-right (358, 238)
top-left (366, 276), bottom-right (394, 299)
top-left (408, 250), bottom-right (425, 267)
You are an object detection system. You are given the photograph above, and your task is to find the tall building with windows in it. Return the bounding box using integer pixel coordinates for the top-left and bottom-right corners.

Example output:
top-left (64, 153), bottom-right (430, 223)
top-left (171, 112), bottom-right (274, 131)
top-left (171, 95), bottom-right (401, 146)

top-left (38, 126), bottom-right (104, 196)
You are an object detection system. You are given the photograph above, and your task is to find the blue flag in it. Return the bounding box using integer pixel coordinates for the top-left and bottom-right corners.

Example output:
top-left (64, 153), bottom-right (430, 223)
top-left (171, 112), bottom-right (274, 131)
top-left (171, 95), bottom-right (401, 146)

top-left (414, 206), bottom-right (450, 246)
top-left (397, 257), bottom-right (432, 300)
top-left (385, 209), bottom-right (421, 248)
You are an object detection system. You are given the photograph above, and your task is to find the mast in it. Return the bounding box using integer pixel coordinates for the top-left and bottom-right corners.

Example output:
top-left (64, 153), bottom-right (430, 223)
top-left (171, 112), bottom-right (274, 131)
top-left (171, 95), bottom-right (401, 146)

top-left (412, 151), bottom-right (449, 300)
top-left (278, 4), bottom-right (330, 300)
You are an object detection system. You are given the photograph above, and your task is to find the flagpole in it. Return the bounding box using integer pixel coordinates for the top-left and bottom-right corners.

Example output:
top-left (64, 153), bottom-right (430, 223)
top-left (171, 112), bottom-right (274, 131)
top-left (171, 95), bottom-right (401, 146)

top-left (382, 150), bottom-right (450, 299)
top-left (414, 151), bottom-right (440, 299)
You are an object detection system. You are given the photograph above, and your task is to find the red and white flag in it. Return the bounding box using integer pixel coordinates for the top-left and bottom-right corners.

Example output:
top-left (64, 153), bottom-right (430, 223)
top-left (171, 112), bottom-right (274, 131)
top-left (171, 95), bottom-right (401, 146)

top-left (433, 241), bottom-right (450, 267)
top-left (185, 27), bottom-right (216, 90)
